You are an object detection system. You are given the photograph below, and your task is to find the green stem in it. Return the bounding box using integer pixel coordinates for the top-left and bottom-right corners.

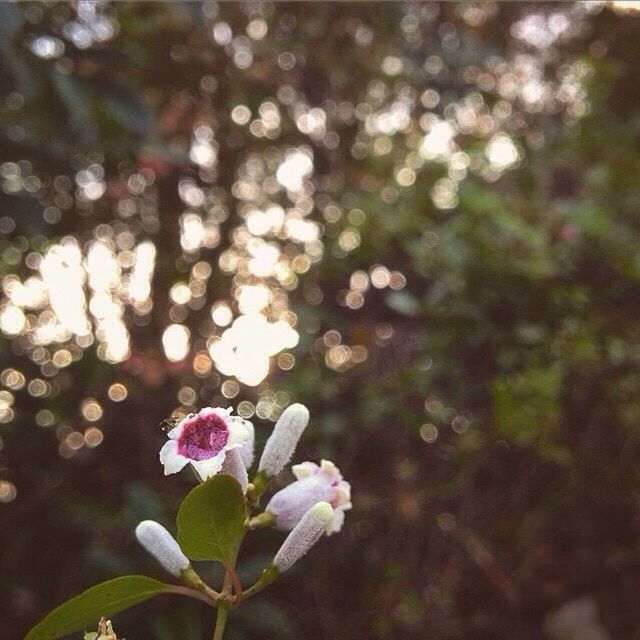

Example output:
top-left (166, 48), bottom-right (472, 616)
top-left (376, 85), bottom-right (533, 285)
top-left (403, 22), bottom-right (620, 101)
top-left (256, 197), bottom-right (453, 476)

top-left (165, 585), bottom-right (216, 608)
top-left (248, 471), bottom-right (271, 504)
top-left (224, 562), bottom-right (243, 598)
top-left (240, 564), bottom-right (280, 601)
top-left (212, 605), bottom-right (228, 640)
top-left (180, 566), bottom-right (220, 602)
top-left (212, 566), bottom-right (234, 640)
top-left (246, 511), bottom-right (276, 529)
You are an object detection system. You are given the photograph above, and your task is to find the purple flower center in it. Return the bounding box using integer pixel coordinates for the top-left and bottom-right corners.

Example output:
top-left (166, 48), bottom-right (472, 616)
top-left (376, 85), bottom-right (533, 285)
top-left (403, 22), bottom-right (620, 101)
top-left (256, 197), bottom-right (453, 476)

top-left (177, 412), bottom-right (229, 461)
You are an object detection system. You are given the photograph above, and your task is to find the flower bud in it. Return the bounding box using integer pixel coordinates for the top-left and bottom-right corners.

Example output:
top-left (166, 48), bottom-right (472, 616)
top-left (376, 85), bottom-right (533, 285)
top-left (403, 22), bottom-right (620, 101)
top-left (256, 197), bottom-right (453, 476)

top-left (258, 403), bottom-right (309, 476)
top-left (221, 447), bottom-right (248, 493)
top-left (266, 459), bottom-right (351, 534)
top-left (273, 501), bottom-right (333, 573)
top-left (135, 520), bottom-right (190, 577)
top-left (238, 419), bottom-right (255, 469)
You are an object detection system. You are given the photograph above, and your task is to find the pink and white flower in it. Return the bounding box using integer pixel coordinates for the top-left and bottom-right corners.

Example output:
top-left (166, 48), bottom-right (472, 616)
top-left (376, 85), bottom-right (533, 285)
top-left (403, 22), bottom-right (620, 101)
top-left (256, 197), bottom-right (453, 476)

top-left (266, 459), bottom-right (352, 535)
top-left (159, 407), bottom-right (251, 480)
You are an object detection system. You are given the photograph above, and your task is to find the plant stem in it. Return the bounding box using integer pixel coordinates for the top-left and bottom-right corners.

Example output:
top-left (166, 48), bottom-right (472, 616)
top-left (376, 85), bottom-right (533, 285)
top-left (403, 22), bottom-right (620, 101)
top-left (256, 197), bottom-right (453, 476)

top-left (246, 511), bottom-right (276, 529)
top-left (212, 567), bottom-right (233, 640)
top-left (247, 471), bottom-right (270, 507)
top-left (239, 564), bottom-right (279, 601)
top-left (165, 585), bottom-right (216, 607)
top-left (180, 566), bottom-right (220, 602)
top-left (212, 604), bottom-right (229, 640)
top-left (224, 563), bottom-right (243, 598)
top-left (213, 604), bottom-right (229, 640)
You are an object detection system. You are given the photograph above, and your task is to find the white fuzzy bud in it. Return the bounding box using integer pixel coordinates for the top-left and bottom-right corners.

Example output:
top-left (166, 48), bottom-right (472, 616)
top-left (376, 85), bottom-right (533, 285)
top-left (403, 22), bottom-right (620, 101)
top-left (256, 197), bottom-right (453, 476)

top-left (259, 403), bottom-right (309, 476)
top-left (135, 520), bottom-right (190, 577)
top-left (273, 501), bottom-right (333, 572)
top-left (221, 447), bottom-right (249, 493)
top-left (238, 420), bottom-right (255, 469)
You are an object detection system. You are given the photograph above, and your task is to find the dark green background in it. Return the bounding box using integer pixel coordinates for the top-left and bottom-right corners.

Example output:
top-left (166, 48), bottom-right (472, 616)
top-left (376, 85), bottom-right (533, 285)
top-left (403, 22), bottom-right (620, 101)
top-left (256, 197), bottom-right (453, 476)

top-left (1, 2), bottom-right (640, 639)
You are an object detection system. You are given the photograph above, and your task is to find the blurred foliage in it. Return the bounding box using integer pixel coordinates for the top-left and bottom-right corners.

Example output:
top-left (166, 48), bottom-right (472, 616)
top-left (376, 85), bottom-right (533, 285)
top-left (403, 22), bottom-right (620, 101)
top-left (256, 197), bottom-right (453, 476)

top-left (1, 2), bottom-right (640, 640)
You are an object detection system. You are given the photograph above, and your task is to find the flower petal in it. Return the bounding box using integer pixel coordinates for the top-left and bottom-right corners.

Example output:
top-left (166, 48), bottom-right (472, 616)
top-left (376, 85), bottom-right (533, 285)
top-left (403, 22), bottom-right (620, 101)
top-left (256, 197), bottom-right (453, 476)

top-left (337, 481), bottom-right (352, 507)
top-left (200, 406), bottom-right (232, 421)
top-left (159, 440), bottom-right (189, 475)
top-left (226, 416), bottom-right (250, 448)
top-left (292, 461), bottom-right (319, 480)
top-left (329, 507), bottom-right (345, 535)
top-left (191, 451), bottom-right (225, 479)
top-left (267, 475), bottom-right (333, 530)
top-left (320, 459), bottom-right (340, 478)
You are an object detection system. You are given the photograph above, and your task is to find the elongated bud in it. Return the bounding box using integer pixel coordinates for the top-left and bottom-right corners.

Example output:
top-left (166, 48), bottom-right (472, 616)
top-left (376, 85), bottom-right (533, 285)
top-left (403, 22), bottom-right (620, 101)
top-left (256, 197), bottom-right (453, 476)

top-left (273, 501), bottom-right (333, 572)
top-left (135, 520), bottom-right (190, 577)
top-left (259, 403), bottom-right (309, 476)
top-left (239, 420), bottom-right (255, 469)
top-left (221, 448), bottom-right (249, 493)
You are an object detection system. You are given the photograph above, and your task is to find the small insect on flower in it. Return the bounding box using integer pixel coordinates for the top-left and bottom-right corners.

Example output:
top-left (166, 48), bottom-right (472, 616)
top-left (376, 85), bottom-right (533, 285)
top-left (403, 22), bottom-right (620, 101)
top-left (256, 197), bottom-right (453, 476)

top-left (266, 459), bottom-right (352, 534)
top-left (159, 407), bottom-right (251, 480)
top-left (158, 415), bottom-right (184, 434)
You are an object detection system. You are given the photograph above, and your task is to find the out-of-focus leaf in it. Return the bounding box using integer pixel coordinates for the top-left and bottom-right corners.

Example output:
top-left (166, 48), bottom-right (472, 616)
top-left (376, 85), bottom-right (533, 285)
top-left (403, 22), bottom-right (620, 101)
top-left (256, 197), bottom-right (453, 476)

top-left (226, 599), bottom-right (293, 640)
top-left (51, 72), bottom-right (98, 147)
top-left (492, 365), bottom-right (563, 448)
top-left (99, 81), bottom-right (153, 137)
top-left (385, 291), bottom-right (421, 316)
top-left (0, 4), bottom-right (37, 96)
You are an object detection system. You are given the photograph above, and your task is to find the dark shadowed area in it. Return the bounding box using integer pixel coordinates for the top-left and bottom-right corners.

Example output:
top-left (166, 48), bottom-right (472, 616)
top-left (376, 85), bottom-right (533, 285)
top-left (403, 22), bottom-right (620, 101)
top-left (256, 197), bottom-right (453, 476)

top-left (1, 2), bottom-right (640, 639)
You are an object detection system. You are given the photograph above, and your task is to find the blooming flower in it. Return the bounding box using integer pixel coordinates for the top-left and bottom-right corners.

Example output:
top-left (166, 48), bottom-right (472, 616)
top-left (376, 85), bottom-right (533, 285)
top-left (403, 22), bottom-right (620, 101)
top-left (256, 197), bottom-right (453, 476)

top-left (258, 403), bottom-right (309, 476)
top-left (266, 459), bottom-right (352, 535)
top-left (273, 501), bottom-right (334, 573)
top-left (135, 520), bottom-right (190, 577)
top-left (159, 407), bottom-right (251, 480)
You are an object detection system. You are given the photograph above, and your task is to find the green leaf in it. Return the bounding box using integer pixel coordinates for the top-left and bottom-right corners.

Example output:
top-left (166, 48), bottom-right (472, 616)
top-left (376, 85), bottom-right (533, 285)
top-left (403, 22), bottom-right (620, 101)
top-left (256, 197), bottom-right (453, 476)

top-left (176, 474), bottom-right (246, 565)
top-left (100, 80), bottom-right (153, 137)
top-left (492, 365), bottom-right (566, 461)
top-left (385, 291), bottom-right (421, 316)
top-left (26, 576), bottom-right (170, 640)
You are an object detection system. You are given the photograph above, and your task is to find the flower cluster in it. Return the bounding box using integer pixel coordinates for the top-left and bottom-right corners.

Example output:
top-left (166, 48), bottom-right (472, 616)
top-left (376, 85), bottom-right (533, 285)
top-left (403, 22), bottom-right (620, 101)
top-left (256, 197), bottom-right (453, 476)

top-left (140, 402), bottom-right (351, 578)
top-left (28, 401), bottom-right (350, 640)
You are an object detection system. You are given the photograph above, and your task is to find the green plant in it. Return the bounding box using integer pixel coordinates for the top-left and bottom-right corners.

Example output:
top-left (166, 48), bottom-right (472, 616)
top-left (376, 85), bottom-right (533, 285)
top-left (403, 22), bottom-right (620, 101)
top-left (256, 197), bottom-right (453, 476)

top-left (26, 404), bottom-right (351, 640)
